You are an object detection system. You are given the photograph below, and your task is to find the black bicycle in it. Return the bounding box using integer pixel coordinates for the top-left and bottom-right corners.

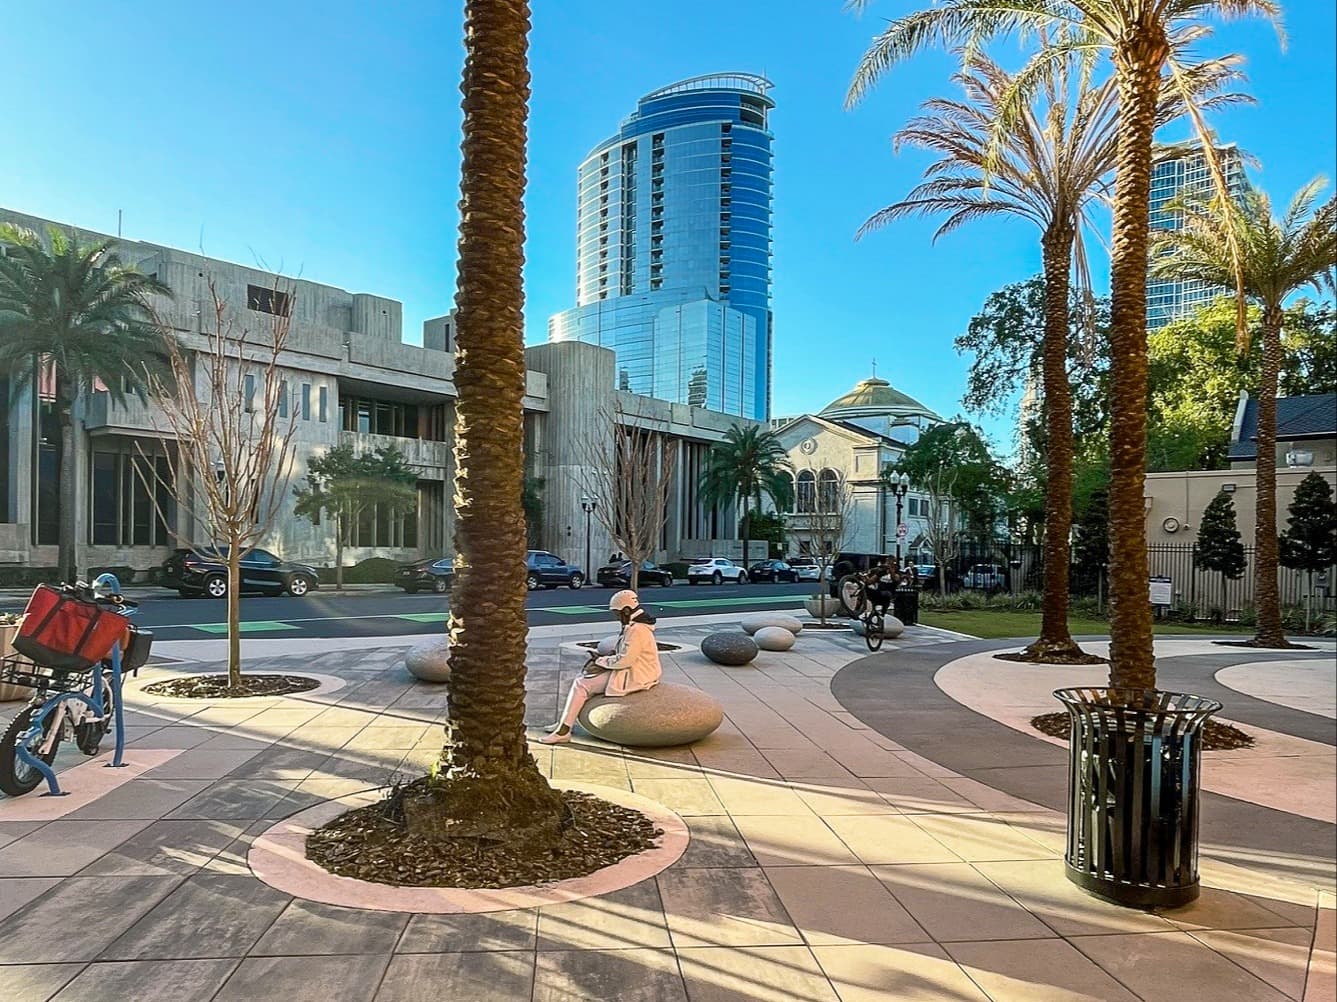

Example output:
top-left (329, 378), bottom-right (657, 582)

top-left (837, 575), bottom-right (887, 652)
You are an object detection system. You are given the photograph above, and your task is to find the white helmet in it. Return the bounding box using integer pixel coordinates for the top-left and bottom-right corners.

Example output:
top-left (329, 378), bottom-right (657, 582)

top-left (609, 589), bottom-right (639, 613)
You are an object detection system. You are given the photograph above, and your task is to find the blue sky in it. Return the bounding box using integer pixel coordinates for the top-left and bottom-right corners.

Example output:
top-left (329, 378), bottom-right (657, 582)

top-left (4, 2), bottom-right (1334, 449)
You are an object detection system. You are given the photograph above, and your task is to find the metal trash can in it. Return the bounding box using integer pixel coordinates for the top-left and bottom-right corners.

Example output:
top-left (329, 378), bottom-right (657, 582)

top-left (893, 587), bottom-right (919, 626)
top-left (1053, 687), bottom-right (1221, 909)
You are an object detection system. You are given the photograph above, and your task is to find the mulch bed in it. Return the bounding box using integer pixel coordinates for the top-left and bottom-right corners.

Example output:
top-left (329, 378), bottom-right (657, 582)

top-left (306, 785), bottom-right (662, 888)
top-left (1214, 640), bottom-right (1314, 651)
top-left (1030, 711), bottom-right (1256, 751)
top-left (142, 674), bottom-right (321, 699)
top-left (995, 651), bottom-right (1109, 666)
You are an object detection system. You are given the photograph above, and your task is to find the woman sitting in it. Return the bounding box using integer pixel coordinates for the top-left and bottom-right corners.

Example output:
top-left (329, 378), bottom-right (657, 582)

top-left (542, 589), bottom-right (662, 744)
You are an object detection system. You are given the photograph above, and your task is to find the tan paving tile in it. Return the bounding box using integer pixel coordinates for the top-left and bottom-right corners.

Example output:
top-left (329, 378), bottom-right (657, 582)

top-left (629, 777), bottom-right (726, 816)
top-left (707, 775), bottom-right (814, 816)
top-left (760, 748), bottom-right (854, 779)
top-left (862, 776), bottom-right (979, 814)
top-left (872, 863), bottom-right (1055, 943)
top-left (908, 814), bottom-right (1057, 863)
top-left (766, 865), bottom-right (929, 946)
top-left (1165, 885), bottom-right (1317, 932)
top-left (536, 878), bottom-right (671, 951)
top-left (656, 867), bottom-right (803, 949)
top-left (677, 945), bottom-right (840, 1002)
top-left (791, 778), bottom-right (900, 818)
top-left (732, 815), bottom-right (862, 867)
top-left (945, 938), bottom-right (1141, 1001)
top-left (822, 815), bottom-right (961, 866)
top-left (1189, 926), bottom-right (1313, 1000)
top-left (972, 859), bottom-right (1179, 937)
top-left (1072, 931), bottom-right (1293, 1001)
top-left (812, 942), bottom-right (990, 1002)
top-left (532, 947), bottom-right (685, 1002)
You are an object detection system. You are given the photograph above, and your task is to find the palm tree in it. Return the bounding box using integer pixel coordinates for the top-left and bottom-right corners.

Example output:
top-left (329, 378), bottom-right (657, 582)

top-left (1151, 179), bottom-right (1336, 647)
top-left (416, 0), bottom-right (567, 840)
top-left (0, 225), bottom-right (172, 583)
top-left (699, 425), bottom-right (794, 571)
top-left (847, 0), bottom-right (1279, 689)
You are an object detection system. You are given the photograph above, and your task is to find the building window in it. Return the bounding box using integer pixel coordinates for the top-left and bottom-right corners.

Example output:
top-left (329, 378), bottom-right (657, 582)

top-left (246, 284), bottom-right (291, 317)
top-left (339, 394), bottom-right (441, 441)
top-left (278, 381), bottom-right (289, 419)
top-left (301, 384), bottom-right (311, 420)
top-left (318, 386), bottom-right (328, 423)
top-left (350, 498), bottom-right (419, 548)
top-left (818, 469), bottom-right (839, 513)
top-left (243, 374), bottom-right (256, 413)
top-left (89, 450), bottom-right (174, 547)
top-left (797, 470), bottom-right (816, 514)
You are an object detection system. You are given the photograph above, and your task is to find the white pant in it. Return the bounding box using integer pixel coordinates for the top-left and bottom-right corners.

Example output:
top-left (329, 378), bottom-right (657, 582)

top-left (559, 671), bottom-right (611, 727)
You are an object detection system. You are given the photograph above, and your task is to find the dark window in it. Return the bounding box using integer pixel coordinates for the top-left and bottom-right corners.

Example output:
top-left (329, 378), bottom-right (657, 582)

top-left (91, 453), bottom-right (118, 545)
top-left (278, 381), bottom-right (289, 419)
top-left (301, 384), bottom-right (311, 420)
top-left (88, 450), bottom-right (174, 547)
top-left (318, 386), bottom-right (328, 423)
top-left (243, 374), bottom-right (256, 413)
top-left (246, 284), bottom-right (291, 317)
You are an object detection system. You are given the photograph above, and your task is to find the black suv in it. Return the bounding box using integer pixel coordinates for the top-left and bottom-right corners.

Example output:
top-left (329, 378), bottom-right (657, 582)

top-left (525, 551), bottom-right (584, 590)
top-left (160, 546), bottom-right (320, 599)
top-left (396, 557), bottom-right (454, 594)
top-left (596, 560), bottom-right (674, 588)
top-left (748, 559), bottom-right (798, 583)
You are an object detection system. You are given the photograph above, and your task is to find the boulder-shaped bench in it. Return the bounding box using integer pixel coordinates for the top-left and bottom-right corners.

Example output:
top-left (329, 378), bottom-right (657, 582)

top-left (851, 615), bottom-right (904, 640)
top-left (754, 626), bottom-right (795, 652)
top-left (578, 683), bottom-right (723, 747)
top-left (405, 636), bottom-right (451, 683)
top-left (740, 612), bottom-right (803, 636)
top-left (701, 632), bottom-right (758, 666)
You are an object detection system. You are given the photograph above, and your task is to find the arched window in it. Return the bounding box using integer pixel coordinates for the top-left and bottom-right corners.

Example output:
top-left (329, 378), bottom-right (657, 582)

top-left (818, 469), bottom-right (839, 513)
top-left (782, 472), bottom-right (797, 513)
top-left (796, 470), bottom-right (816, 514)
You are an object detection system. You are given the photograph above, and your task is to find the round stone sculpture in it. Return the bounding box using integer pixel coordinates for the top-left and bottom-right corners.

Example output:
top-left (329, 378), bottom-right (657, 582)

top-left (851, 615), bottom-right (905, 640)
top-left (578, 683), bottom-right (723, 747)
top-left (701, 632), bottom-right (758, 667)
top-left (739, 613), bottom-right (803, 636)
top-left (753, 626), bottom-right (796, 652)
top-left (404, 637), bottom-right (451, 683)
top-left (596, 635), bottom-right (620, 657)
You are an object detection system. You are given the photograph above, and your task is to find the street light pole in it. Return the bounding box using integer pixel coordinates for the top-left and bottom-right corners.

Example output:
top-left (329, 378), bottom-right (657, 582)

top-left (890, 473), bottom-right (910, 564)
top-left (580, 494), bottom-right (598, 577)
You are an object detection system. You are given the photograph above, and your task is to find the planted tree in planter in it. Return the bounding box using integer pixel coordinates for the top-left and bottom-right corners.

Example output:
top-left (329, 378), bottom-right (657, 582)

top-left (1279, 472), bottom-right (1337, 631)
top-left (1194, 492), bottom-right (1246, 623)
top-left (293, 444), bottom-right (419, 591)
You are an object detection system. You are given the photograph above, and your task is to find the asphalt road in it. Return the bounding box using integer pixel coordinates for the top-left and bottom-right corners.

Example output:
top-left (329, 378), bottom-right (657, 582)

top-left (3, 580), bottom-right (818, 641)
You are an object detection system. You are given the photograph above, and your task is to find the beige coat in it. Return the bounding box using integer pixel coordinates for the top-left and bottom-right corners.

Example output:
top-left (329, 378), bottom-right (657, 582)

top-left (594, 620), bottom-right (662, 696)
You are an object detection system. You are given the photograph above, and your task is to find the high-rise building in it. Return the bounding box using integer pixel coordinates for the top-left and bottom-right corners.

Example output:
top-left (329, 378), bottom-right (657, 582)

top-left (1147, 141), bottom-right (1247, 330)
top-left (548, 73), bottom-right (775, 420)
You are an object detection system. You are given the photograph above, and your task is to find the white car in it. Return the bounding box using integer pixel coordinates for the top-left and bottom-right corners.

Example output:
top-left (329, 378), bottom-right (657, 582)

top-left (687, 558), bottom-right (749, 585)
top-left (788, 557), bottom-right (822, 583)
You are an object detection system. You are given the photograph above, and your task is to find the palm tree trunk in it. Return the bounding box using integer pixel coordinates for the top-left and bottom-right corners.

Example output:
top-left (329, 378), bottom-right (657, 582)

top-left (1251, 306), bottom-right (1289, 646)
top-left (412, 0), bottom-right (564, 840)
top-left (1105, 45), bottom-right (1167, 691)
top-left (56, 382), bottom-right (78, 584)
top-left (1021, 227), bottom-right (1088, 662)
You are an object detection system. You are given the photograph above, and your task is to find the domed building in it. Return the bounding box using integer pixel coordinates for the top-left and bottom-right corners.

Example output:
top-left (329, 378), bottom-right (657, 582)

top-left (771, 375), bottom-right (946, 561)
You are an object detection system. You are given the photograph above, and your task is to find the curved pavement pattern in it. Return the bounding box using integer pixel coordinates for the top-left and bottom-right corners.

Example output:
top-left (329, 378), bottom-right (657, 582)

top-left (831, 638), bottom-right (1337, 874)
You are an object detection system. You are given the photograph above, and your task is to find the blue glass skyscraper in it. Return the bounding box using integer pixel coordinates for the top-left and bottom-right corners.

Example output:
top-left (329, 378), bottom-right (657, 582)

top-left (548, 74), bottom-right (774, 420)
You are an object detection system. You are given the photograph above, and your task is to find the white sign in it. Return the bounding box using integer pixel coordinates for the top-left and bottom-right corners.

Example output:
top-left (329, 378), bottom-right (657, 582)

top-left (896, 523), bottom-right (909, 540)
top-left (1149, 576), bottom-right (1173, 606)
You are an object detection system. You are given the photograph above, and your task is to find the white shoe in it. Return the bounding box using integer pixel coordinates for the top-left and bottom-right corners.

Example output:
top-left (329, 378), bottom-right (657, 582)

top-left (539, 730), bottom-right (571, 745)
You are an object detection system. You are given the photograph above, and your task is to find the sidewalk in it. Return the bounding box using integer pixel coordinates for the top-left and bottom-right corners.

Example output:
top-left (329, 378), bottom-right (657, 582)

top-left (0, 623), bottom-right (1331, 1001)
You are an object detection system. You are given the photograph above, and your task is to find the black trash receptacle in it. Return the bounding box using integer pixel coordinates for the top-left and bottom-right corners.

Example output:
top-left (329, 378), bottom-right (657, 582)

top-left (1054, 687), bottom-right (1221, 909)
top-left (893, 588), bottom-right (919, 626)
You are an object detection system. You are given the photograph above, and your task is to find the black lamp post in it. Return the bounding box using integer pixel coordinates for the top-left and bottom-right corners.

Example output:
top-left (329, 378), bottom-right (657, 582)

top-left (579, 494), bottom-right (598, 577)
top-left (889, 472), bottom-right (910, 563)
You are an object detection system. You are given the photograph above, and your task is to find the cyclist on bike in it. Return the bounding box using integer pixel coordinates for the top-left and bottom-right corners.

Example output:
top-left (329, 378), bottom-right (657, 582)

top-left (862, 560), bottom-right (895, 619)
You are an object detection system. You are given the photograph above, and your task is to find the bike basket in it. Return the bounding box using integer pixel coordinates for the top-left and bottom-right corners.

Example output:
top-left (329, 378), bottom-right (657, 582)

top-left (11, 585), bottom-right (128, 674)
top-left (121, 626), bottom-right (153, 673)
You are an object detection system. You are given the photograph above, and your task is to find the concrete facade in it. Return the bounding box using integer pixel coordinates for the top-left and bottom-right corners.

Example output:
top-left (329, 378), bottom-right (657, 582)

top-left (1144, 465), bottom-right (1337, 544)
top-left (0, 208), bottom-right (758, 580)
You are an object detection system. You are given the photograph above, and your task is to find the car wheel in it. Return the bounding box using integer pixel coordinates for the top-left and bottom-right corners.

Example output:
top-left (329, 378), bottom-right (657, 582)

top-left (526, 574), bottom-right (541, 591)
top-left (712, 571), bottom-right (722, 585)
top-left (204, 575), bottom-right (228, 599)
top-left (432, 577), bottom-right (449, 594)
top-left (569, 573), bottom-right (584, 590)
top-left (287, 575), bottom-right (312, 597)
top-left (737, 571), bottom-right (747, 585)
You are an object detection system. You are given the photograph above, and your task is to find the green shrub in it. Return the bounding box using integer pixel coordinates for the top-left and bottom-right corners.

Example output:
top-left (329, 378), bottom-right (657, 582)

top-left (665, 562), bottom-right (691, 580)
top-left (0, 566), bottom-right (58, 588)
top-left (330, 557), bottom-right (404, 584)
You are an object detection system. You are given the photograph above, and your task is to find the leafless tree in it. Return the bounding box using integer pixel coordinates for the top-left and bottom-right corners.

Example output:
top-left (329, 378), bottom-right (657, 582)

top-left (795, 469), bottom-right (857, 625)
top-left (136, 277), bottom-right (302, 687)
top-left (920, 477), bottom-right (963, 597)
top-left (576, 400), bottom-right (677, 591)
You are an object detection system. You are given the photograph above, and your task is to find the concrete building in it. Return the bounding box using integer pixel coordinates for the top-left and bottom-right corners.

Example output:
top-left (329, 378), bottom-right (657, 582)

top-left (548, 73), bottom-right (775, 420)
top-left (0, 208), bottom-right (759, 579)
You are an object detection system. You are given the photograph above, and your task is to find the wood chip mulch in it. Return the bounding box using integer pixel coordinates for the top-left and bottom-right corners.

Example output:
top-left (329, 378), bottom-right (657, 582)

top-left (141, 674), bottom-right (321, 699)
top-left (1030, 711), bottom-right (1256, 751)
top-left (306, 788), bottom-right (663, 889)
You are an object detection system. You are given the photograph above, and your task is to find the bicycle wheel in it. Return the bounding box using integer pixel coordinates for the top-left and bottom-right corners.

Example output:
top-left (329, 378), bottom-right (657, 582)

top-left (837, 575), bottom-right (867, 618)
top-left (865, 613), bottom-right (885, 652)
top-left (0, 706), bottom-right (63, 797)
top-left (75, 677), bottom-right (113, 756)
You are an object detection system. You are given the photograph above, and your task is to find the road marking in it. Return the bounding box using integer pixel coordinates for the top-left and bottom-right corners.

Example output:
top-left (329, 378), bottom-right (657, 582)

top-left (394, 613), bottom-right (449, 623)
top-left (653, 596), bottom-right (806, 609)
top-left (188, 620), bottom-right (301, 635)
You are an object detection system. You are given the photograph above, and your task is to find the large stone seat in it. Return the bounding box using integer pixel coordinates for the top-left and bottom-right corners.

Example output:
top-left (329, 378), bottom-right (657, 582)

top-left (851, 615), bottom-right (905, 640)
top-left (740, 612), bottom-right (803, 636)
top-left (754, 626), bottom-right (795, 652)
top-left (404, 636), bottom-right (451, 683)
top-left (701, 632), bottom-right (758, 666)
top-left (578, 683), bottom-right (723, 747)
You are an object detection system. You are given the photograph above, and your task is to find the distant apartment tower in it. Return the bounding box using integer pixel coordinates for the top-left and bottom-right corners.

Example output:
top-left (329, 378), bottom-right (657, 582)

top-left (1147, 142), bottom-right (1247, 330)
top-left (548, 73), bottom-right (775, 420)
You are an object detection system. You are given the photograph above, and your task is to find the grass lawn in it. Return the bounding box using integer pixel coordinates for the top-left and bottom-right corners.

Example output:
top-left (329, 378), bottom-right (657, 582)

top-left (919, 608), bottom-right (1254, 640)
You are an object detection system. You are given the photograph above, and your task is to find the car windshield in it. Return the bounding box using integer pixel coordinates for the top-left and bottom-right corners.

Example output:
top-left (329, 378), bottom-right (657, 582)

top-left (690, 559), bottom-right (712, 565)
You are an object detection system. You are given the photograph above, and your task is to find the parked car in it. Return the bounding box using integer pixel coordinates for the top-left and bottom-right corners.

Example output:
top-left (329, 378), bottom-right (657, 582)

top-left (525, 550), bottom-right (585, 590)
top-left (160, 546), bottom-right (319, 599)
top-left (596, 560), bottom-right (674, 588)
top-left (913, 564), bottom-right (939, 589)
top-left (963, 563), bottom-right (1008, 591)
top-left (787, 556), bottom-right (822, 583)
top-left (396, 557), bottom-right (454, 594)
top-left (748, 559), bottom-right (798, 583)
top-left (686, 558), bottom-right (748, 585)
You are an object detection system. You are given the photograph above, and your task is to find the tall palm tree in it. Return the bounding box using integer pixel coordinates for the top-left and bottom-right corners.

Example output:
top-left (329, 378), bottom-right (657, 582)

top-left (0, 225), bottom-right (172, 583)
top-left (847, 0), bottom-right (1279, 689)
top-left (422, 0), bottom-right (567, 839)
top-left (1151, 179), bottom-right (1336, 647)
top-left (699, 425), bottom-right (794, 570)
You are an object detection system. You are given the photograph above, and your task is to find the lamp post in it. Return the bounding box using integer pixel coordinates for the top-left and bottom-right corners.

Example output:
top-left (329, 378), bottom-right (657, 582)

top-left (579, 494), bottom-right (598, 577)
top-left (889, 473), bottom-right (910, 564)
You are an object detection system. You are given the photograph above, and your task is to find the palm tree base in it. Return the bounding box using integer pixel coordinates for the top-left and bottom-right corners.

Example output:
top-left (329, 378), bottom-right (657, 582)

top-left (1238, 635), bottom-right (1310, 651)
top-left (402, 769), bottom-right (570, 843)
top-left (997, 639), bottom-right (1108, 666)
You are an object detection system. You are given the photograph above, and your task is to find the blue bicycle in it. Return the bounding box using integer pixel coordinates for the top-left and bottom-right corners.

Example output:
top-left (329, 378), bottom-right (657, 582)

top-left (0, 574), bottom-right (150, 798)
